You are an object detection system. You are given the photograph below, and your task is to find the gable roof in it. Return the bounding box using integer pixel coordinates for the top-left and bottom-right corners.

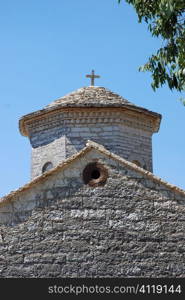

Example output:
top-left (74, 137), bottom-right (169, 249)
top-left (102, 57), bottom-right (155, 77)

top-left (19, 86), bottom-right (161, 136)
top-left (0, 141), bottom-right (185, 207)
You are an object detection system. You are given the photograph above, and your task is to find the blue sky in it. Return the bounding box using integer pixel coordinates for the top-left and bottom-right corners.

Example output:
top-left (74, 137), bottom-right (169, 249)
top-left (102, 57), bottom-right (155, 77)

top-left (0, 0), bottom-right (184, 197)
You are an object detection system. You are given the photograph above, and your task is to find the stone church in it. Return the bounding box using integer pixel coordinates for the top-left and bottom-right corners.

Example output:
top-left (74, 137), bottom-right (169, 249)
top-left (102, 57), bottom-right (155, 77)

top-left (0, 71), bottom-right (185, 277)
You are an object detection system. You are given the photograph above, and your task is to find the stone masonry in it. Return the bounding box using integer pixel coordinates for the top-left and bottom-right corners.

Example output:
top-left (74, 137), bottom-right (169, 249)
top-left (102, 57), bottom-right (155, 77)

top-left (0, 142), bottom-right (185, 278)
top-left (1, 84), bottom-right (183, 278)
top-left (19, 87), bottom-right (161, 179)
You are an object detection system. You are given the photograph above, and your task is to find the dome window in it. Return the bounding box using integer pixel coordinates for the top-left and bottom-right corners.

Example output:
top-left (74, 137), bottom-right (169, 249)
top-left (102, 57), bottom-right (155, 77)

top-left (132, 160), bottom-right (141, 167)
top-left (42, 162), bottom-right (53, 173)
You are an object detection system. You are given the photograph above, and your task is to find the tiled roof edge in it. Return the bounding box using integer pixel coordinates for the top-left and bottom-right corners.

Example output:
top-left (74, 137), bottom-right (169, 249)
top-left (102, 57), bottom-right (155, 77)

top-left (1, 140), bottom-right (184, 207)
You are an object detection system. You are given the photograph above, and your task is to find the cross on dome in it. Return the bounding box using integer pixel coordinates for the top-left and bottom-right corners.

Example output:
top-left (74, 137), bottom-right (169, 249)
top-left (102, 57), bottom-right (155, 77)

top-left (86, 70), bottom-right (100, 86)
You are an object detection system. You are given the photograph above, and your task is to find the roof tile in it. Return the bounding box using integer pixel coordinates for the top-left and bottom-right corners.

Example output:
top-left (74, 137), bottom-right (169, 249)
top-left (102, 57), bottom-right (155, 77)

top-left (46, 86), bottom-right (135, 108)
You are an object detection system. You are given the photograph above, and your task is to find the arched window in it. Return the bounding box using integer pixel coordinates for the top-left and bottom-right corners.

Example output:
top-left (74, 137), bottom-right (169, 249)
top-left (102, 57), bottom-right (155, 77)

top-left (42, 162), bottom-right (53, 173)
top-left (132, 160), bottom-right (141, 167)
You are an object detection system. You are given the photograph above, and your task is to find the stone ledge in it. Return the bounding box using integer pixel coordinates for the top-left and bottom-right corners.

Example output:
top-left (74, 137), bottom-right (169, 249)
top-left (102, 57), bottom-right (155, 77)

top-left (21, 108), bottom-right (157, 137)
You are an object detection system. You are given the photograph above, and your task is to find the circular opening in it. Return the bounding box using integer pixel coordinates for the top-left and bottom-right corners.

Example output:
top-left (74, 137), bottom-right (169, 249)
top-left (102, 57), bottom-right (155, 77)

top-left (83, 162), bottom-right (108, 187)
top-left (91, 169), bottom-right (100, 179)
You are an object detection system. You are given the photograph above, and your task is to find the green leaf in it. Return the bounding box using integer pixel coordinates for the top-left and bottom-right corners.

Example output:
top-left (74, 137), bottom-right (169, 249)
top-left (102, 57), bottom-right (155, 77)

top-left (121, 0), bottom-right (185, 100)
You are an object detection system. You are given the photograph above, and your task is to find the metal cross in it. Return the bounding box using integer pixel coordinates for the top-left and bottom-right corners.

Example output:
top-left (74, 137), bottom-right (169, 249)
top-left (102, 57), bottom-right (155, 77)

top-left (86, 70), bottom-right (100, 86)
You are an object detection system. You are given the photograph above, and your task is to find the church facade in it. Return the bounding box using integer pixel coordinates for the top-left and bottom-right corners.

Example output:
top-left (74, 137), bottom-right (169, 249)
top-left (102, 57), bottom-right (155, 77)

top-left (0, 79), bottom-right (185, 277)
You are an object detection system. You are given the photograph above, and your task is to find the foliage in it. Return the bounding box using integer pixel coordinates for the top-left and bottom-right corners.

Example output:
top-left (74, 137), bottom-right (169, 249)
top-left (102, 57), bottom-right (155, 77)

top-left (118, 0), bottom-right (185, 102)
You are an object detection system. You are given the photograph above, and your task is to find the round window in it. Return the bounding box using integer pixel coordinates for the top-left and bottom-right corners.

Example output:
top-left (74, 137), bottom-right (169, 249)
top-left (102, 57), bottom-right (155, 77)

top-left (83, 162), bottom-right (108, 187)
top-left (42, 162), bottom-right (53, 173)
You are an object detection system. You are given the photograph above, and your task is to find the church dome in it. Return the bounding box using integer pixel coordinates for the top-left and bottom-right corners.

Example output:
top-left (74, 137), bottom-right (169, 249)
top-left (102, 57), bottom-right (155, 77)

top-left (19, 86), bottom-right (161, 136)
top-left (18, 84), bottom-right (162, 179)
top-left (46, 86), bottom-right (134, 108)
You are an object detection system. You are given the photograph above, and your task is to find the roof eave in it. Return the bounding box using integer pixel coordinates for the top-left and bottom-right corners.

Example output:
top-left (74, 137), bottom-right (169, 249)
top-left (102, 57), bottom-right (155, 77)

top-left (19, 104), bottom-right (162, 136)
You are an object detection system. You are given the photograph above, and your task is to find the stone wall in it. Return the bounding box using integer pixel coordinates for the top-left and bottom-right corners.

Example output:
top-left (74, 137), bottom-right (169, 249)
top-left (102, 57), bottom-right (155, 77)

top-left (29, 110), bottom-right (153, 179)
top-left (1, 148), bottom-right (184, 277)
top-left (31, 136), bottom-right (66, 179)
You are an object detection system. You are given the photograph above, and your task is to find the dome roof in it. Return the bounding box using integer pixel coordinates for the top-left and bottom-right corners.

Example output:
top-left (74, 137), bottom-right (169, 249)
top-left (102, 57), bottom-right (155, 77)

top-left (19, 86), bottom-right (161, 136)
top-left (46, 86), bottom-right (135, 108)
